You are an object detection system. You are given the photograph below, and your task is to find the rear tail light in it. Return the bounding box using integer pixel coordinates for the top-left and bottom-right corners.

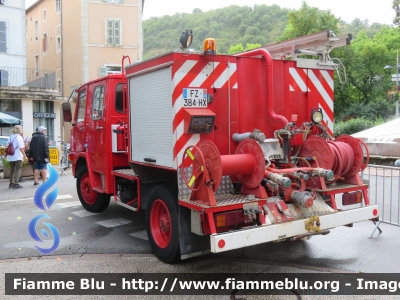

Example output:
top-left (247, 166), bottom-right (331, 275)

top-left (342, 191), bottom-right (362, 206)
top-left (215, 210), bottom-right (245, 228)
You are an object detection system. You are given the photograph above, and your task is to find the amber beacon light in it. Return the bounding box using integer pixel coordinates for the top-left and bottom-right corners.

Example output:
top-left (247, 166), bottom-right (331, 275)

top-left (203, 38), bottom-right (216, 55)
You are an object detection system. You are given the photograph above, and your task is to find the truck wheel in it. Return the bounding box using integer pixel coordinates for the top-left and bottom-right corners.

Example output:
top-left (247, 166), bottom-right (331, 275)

top-left (145, 186), bottom-right (180, 263)
top-left (77, 165), bottom-right (110, 213)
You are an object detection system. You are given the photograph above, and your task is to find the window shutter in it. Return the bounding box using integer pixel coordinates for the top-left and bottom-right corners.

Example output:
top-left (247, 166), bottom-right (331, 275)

top-left (99, 66), bottom-right (107, 77)
top-left (0, 21), bottom-right (6, 53)
top-left (107, 20), bottom-right (114, 45)
top-left (43, 36), bottom-right (47, 52)
top-left (114, 20), bottom-right (120, 46)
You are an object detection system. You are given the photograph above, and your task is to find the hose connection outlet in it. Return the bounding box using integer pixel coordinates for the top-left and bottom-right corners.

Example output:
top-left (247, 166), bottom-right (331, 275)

top-left (313, 168), bottom-right (334, 180)
top-left (291, 191), bottom-right (314, 208)
top-left (266, 172), bottom-right (292, 188)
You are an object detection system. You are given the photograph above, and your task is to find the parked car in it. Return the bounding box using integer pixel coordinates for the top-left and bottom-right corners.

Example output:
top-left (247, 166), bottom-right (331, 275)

top-left (0, 135), bottom-right (8, 172)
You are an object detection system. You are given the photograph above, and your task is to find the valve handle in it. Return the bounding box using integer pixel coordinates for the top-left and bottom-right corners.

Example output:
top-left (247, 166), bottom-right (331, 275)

top-left (181, 145), bottom-right (206, 191)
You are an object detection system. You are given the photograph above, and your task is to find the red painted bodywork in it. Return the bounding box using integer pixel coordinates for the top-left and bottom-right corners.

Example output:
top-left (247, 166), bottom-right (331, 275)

top-left (70, 74), bottom-right (129, 194)
top-left (70, 51), bottom-right (334, 202)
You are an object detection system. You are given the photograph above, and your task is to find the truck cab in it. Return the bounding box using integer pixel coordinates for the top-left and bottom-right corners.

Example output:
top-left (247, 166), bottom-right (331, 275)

top-left (64, 74), bottom-right (129, 212)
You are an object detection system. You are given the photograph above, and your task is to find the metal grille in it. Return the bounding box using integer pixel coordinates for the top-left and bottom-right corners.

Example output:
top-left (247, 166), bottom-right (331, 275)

top-left (178, 166), bottom-right (235, 200)
top-left (180, 194), bottom-right (257, 209)
top-left (113, 168), bottom-right (136, 176)
top-left (318, 182), bottom-right (368, 191)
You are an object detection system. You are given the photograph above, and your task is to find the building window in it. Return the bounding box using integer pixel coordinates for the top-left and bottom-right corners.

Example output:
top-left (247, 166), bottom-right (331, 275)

top-left (55, 24), bottom-right (61, 53)
top-left (56, 36), bottom-right (61, 53)
top-left (43, 9), bottom-right (47, 21)
top-left (106, 18), bottom-right (121, 46)
top-left (0, 99), bottom-right (21, 136)
top-left (33, 100), bottom-right (55, 144)
top-left (55, 0), bottom-right (61, 13)
top-left (43, 33), bottom-right (48, 54)
top-left (35, 55), bottom-right (39, 76)
top-left (34, 19), bottom-right (38, 41)
top-left (0, 21), bottom-right (6, 53)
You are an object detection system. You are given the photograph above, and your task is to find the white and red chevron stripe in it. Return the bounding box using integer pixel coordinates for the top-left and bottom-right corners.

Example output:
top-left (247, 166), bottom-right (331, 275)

top-left (172, 60), bottom-right (238, 167)
top-left (289, 67), bottom-right (334, 136)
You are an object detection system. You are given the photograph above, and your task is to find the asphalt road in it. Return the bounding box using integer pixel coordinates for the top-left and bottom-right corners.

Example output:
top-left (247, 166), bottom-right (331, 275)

top-left (0, 168), bottom-right (399, 274)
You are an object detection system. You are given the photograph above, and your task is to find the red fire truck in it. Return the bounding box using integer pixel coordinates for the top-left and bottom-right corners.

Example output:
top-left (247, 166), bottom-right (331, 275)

top-left (62, 30), bottom-right (379, 263)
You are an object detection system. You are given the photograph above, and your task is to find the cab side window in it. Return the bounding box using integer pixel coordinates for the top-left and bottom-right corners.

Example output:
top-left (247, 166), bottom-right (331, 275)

top-left (92, 85), bottom-right (104, 120)
top-left (77, 89), bottom-right (86, 123)
top-left (115, 83), bottom-right (125, 113)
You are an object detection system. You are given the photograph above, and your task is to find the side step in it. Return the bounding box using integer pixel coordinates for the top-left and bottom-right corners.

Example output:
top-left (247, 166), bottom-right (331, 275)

top-left (115, 199), bottom-right (139, 212)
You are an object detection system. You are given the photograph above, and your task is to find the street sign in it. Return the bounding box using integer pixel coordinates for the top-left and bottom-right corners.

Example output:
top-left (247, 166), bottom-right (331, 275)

top-left (391, 74), bottom-right (400, 81)
top-left (49, 148), bottom-right (59, 165)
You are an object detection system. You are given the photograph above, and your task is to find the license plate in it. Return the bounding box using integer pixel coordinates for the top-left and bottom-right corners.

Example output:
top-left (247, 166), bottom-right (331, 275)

top-left (183, 88), bottom-right (207, 108)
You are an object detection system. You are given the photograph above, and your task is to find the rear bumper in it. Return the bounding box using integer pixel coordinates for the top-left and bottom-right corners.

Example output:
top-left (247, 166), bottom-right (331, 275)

top-left (210, 205), bottom-right (378, 253)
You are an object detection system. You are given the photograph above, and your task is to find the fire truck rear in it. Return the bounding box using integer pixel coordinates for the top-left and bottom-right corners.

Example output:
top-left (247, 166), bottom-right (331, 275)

top-left (62, 30), bottom-right (379, 263)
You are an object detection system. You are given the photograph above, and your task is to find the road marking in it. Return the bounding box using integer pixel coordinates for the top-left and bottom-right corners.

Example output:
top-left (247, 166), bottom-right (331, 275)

top-left (0, 194), bottom-right (73, 204)
top-left (32, 200), bottom-right (81, 212)
top-left (72, 210), bottom-right (103, 217)
top-left (58, 201), bottom-right (81, 208)
top-left (129, 230), bottom-right (148, 241)
top-left (96, 218), bottom-right (132, 228)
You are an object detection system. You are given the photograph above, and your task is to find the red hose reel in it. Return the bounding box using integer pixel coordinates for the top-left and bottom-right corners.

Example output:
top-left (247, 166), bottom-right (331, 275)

top-left (182, 139), bottom-right (266, 204)
top-left (299, 135), bottom-right (369, 183)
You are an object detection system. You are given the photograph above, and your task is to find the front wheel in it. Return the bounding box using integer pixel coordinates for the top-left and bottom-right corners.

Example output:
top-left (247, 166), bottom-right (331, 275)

top-left (145, 185), bottom-right (180, 263)
top-left (77, 165), bottom-right (110, 212)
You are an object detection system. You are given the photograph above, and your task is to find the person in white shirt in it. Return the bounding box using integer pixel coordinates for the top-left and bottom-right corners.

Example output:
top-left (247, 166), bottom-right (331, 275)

top-left (6, 125), bottom-right (28, 189)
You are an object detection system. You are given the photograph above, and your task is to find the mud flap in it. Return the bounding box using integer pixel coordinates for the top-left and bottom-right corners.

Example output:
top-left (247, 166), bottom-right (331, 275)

top-left (178, 205), bottom-right (210, 259)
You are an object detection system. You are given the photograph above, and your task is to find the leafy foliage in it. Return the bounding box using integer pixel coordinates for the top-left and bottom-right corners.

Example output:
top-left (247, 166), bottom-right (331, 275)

top-left (393, 0), bottom-right (400, 25)
top-left (333, 117), bottom-right (374, 137)
top-left (333, 27), bottom-right (400, 120)
top-left (338, 99), bottom-right (395, 122)
top-left (228, 43), bottom-right (261, 54)
top-left (278, 1), bottom-right (339, 41)
top-left (143, 4), bottom-right (291, 59)
top-left (143, 1), bottom-right (397, 124)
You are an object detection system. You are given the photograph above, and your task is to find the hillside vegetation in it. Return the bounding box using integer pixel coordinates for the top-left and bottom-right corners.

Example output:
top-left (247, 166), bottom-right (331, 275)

top-left (143, 4), bottom-right (387, 59)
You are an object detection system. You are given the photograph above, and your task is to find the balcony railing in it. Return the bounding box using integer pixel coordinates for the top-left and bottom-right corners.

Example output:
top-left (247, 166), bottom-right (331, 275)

top-left (0, 66), bottom-right (56, 89)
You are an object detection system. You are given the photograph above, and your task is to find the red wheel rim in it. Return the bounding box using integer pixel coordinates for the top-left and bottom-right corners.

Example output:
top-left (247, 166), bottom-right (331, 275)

top-left (80, 174), bottom-right (97, 205)
top-left (150, 199), bottom-right (172, 249)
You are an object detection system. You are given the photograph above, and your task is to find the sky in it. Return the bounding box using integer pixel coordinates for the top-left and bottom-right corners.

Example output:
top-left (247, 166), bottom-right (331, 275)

top-left (25, 0), bottom-right (395, 25)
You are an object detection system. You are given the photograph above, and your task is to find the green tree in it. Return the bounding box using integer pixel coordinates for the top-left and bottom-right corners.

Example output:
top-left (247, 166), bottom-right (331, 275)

top-left (393, 0), bottom-right (400, 25)
top-left (278, 1), bottom-right (339, 41)
top-left (228, 43), bottom-right (261, 54)
top-left (333, 27), bottom-right (398, 120)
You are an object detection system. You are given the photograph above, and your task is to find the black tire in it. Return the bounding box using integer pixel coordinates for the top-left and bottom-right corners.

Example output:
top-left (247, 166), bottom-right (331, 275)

top-left (145, 185), bottom-right (180, 263)
top-left (76, 165), bottom-right (110, 212)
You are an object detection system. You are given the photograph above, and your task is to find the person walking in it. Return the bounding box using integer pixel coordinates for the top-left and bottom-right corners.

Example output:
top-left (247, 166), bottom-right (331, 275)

top-left (29, 126), bottom-right (49, 186)
top-left (6, 125), bottom-right (28, 189)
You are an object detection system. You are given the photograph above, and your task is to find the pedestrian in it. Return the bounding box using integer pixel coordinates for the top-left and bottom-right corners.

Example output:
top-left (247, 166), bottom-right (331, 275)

top-left (29, 125), bottom-right (49, 186)
top-left (6, 125), bottom-right (28, 189)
